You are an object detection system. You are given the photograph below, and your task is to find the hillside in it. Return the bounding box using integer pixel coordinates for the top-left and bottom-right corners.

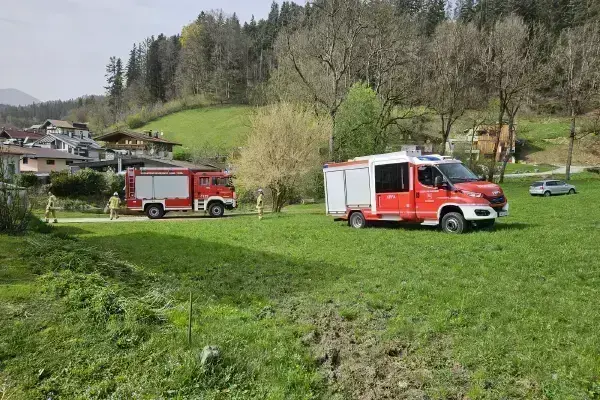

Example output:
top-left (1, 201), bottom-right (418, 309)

top-left (0, 88), bottom-right (39, 106)
top-left (141, 106), bottom-right (251, 151)
top-left (139, 105), bottom-right (599, 165)
top-left (450, 114), bottom-right (600, 166)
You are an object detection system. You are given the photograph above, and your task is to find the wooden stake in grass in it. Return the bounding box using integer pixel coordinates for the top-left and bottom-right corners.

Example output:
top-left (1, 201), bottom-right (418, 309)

top-left (187, 291), bottom-right (192, 346)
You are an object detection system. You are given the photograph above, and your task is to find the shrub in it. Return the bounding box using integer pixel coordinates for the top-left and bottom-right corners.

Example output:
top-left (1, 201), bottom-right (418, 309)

top-left (50, 169), bottom-right (122, 199)
top-left (17, 173), bottom-right (39, 188)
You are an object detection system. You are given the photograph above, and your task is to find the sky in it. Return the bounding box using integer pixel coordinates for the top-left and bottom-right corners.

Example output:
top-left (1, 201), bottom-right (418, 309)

top-left (0, 0), bottom-right (279, 101)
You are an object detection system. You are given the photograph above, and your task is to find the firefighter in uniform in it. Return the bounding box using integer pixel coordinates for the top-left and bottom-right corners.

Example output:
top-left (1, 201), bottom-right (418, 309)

top-left (107, 192), bottom-right (121, 220)
top-left (256, 189), bottom-right (264, 220)
top-left (45, 191), bottom-right (58, 223)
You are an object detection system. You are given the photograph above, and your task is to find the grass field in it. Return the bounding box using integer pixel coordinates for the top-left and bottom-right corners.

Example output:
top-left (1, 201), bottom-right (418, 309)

top-left (2, 174), bottom-right (599, 399)
top-left (141, 106), bottom-right (251, 150)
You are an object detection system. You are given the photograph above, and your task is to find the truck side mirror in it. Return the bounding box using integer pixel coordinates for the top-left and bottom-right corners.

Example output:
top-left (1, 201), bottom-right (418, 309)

top-left (434, 176), bottom-right (444, 188)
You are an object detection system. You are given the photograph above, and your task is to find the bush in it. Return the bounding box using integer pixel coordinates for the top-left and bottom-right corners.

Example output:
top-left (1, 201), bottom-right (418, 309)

top-left (17, 173), bottom-right (39, 188)
top-left (50, 169), bottom-right (123, 199)
top-left (0, 183), bottom-right (32, 234)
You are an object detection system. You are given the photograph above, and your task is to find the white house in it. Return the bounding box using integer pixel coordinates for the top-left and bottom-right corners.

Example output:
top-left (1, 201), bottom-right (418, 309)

top-left (0, 145), bottom-right (33, 179)
top-left (39, 119), bottom-right (90, 138)
top-left (34, 133), bottom-right (104, 160)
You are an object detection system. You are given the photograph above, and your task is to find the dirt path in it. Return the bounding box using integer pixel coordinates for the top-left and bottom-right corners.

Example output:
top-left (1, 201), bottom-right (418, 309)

top-left (505, 165), bottom-right (589, 178)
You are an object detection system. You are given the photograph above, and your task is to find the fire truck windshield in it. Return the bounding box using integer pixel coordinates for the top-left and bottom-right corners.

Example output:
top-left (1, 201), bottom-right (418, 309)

top-left (437, 163), bottom-right (479, 183)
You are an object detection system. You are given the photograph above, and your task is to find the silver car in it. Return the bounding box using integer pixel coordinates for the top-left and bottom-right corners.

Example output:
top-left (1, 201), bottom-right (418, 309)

top-left (529, 180), bottom-right (577, 197)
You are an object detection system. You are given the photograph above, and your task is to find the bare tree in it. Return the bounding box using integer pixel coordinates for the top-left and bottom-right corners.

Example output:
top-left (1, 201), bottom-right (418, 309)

top-left (480, 15), bottom-right (537, 181)
top-left (497, 27), bottom-right (547, 183)
top-left (277, 0), bottom-right (366, 157)
top-left (550, 22), bottom-right (600, 180)
top-left (464, 103), bottom-right (496, 170)
top-left (363, 3), bottom-right (424, 149)
top-left (424, 21), bottom-right (481, 155)
top-left (234, 103), bottom-right (331, 212)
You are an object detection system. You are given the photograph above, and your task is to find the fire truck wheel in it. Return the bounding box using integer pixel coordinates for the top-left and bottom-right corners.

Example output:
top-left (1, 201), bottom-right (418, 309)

top-left (441, 212), bottom-right (467, 234)
top-left (146, 204), bottom-right (164, 219)
top-left (208, 202), bottom-right (225, 218)
top-left (349, 212), bottom-right (366, 229)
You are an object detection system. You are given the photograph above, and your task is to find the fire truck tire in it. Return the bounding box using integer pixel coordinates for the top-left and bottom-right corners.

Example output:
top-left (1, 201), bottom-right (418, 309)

top-left (208, 202), bottom-right (225, 218)
top-left (349, 212), bottom-right (366, 229)
top-left (145, 204), bottom-right (164, 219)
top-left (441, 212), bottom-right (467, 234)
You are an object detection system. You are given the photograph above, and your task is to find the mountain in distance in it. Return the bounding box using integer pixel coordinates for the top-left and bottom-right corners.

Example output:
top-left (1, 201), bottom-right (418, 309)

top-left (0, 88), bottom-right (40, 106)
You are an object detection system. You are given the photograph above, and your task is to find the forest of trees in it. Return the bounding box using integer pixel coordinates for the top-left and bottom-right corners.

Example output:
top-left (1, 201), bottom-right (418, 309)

top-left (2, 0), bottom-right (600, 178)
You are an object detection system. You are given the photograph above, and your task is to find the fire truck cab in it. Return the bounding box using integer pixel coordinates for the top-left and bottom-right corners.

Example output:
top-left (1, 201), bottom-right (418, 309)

top-left (125, 167), bottom-right (236, 219)
top-left (323, 151), bottom-right (509, 233)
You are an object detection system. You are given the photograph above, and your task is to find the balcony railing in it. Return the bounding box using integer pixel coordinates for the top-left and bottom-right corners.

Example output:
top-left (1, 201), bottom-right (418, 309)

top-left (104, 143), bottom-right (147, 150)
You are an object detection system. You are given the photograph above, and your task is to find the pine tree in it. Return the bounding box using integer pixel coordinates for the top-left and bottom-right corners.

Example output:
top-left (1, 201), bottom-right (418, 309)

top-left (147, 35), bottom-right (165, 102)
top-left (105, 57), bottom-right (124, 121)
top-left (394, 0), bottom-right (423, 15)
top-left (457, 0), bottom-right (476, 21)
top-left (125, 44), bottom-right (139, 87)
top-left (423, 0), bottom-right (446, 35)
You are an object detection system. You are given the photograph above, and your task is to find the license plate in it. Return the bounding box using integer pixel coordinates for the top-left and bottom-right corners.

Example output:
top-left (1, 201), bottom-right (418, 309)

top-left (498, 211), bottom-right (508, 217)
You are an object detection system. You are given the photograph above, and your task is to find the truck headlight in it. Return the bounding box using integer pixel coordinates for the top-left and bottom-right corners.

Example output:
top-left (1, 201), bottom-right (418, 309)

top-left (461, 190), bottom-right (483, 198)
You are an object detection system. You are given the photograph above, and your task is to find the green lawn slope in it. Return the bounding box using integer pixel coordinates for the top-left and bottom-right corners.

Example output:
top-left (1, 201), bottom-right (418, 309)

top-left (141, 106), bottom-right (252, 149)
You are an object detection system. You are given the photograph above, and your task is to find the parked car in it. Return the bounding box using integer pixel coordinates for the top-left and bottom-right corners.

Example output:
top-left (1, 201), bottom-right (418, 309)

top-left (529, 180), bottom-right (577, 197)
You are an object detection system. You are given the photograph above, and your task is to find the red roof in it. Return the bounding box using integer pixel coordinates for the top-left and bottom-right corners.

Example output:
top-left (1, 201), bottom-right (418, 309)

top-left (1, 129), bottom-right (44, 140)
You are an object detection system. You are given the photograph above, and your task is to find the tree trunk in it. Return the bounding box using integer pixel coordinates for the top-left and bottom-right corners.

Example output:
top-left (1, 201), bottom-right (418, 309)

top-left (329, 111), bottom-right (336, 160)
top-left (440, 116), bottom-right (447, 156)
top-left (259, 49), bottom-right (264, 82)
top-left (469, 121), bottom-right (477, 170)
top-left (499, 113), bottom-right (516, 183)
top-left (566, 108), bottom-right (576, 181)
top-left (488, 102), bottom-right (505, 182)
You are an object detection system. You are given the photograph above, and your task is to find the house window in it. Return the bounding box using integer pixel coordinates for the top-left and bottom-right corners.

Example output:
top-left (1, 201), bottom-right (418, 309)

top-left (7, 163), bottom-right (16, 176)
top-left (375, 163), bottom-right (409, 193)
top-left (22, 157), bottom-right (29, 164)
top-left (46, 159), bottom-right (55, 165)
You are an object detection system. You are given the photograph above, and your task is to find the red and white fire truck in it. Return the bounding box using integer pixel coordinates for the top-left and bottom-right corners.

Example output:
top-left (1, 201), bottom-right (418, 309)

top-left (125, 167), bottom-right (236, 219)
top-left (323, 151), bottom-right (509, 233)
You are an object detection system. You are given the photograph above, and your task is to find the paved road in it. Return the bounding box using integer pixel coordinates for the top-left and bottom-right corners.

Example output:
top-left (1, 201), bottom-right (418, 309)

top-left (504, 165), bottom-right (589, 178)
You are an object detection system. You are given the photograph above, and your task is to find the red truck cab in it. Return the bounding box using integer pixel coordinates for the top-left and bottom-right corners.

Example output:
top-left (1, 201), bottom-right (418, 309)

top-left (323, 151), bottom-right (508, 233)
top-left (125, 167), bottom-right (236, 219)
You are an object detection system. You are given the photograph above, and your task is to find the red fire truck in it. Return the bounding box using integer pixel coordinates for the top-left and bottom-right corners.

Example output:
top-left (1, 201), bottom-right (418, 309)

top-left (323, 151), bottom-right (509, 233)
top-left (125, 167), bottom-right (236, 219)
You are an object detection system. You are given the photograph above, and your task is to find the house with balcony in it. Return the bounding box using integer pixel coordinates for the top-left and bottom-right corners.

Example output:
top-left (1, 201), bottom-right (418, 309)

top-left (38, 119), bottom-right (91, 138)
top-left (94, 130), bottom-right (181, 160)
top-left (447, 124), bottom-right (516, 162)
top-left (33, 131), bottom-right (104, 160)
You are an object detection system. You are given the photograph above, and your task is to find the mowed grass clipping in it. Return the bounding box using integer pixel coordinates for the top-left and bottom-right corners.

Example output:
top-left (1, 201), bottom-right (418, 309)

top-left (2, 175), bottom-right (600, 398)
top-left (141, 106), bottom-right (251, 149)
